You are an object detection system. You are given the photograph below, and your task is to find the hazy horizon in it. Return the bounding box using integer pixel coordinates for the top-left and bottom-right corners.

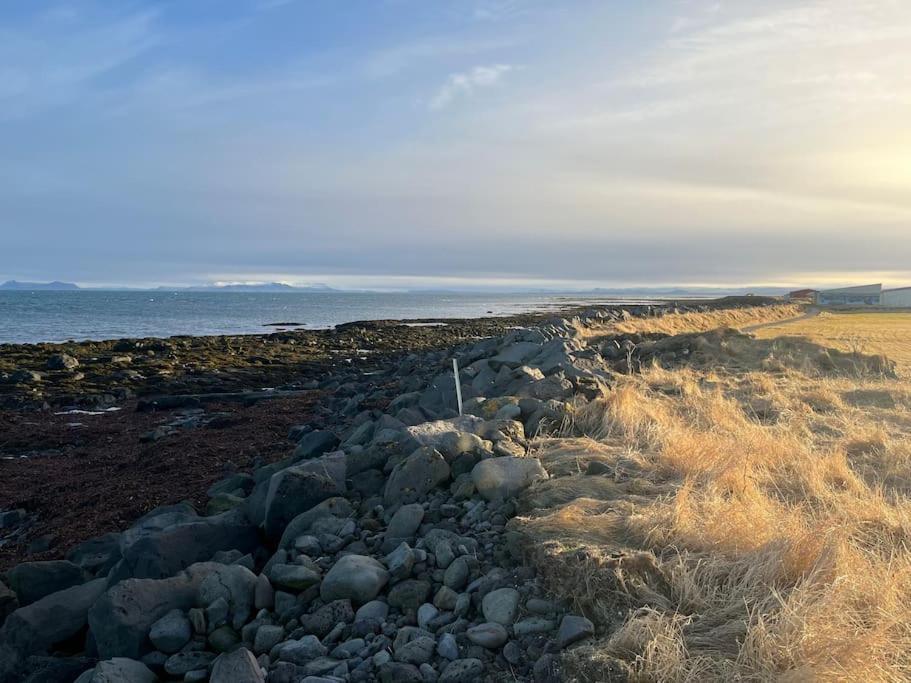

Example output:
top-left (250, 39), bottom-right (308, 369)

top-left (2, 1), bottom-right (910, 288)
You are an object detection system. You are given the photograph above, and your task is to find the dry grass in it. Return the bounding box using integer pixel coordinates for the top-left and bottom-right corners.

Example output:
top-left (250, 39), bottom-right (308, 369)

top-left (584, 304), bottom-right (802, 338)
top-left (516, 316), bottom-right (911, 682)
top-left (754, 311), bottom-right (911, 377)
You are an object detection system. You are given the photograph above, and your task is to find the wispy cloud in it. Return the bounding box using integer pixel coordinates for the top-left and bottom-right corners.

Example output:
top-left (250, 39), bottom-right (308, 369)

top-left (429, 63), bottom-right (513, 109)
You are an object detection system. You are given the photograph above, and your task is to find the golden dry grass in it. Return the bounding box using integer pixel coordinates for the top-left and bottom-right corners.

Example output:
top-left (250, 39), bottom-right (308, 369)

top-left (516, 314), bottom-right (911, 682)
top-left (583, 304), bottom-right (802, 338)
top-left (755, 311), bottom-right (911, 377)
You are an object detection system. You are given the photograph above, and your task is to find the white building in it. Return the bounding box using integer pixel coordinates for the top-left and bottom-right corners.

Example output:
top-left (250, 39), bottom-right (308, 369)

top-left (882, 286), bottom-right (911, 308)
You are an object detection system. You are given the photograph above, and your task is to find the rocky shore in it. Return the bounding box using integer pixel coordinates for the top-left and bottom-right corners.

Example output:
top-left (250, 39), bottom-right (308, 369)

top-left (0, 298), bottom-right (778, 682)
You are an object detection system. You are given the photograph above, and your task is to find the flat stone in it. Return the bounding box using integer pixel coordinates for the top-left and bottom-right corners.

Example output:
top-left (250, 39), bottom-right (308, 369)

top-left (210, 648), bottom-right (267, 683)
top-left (278, 635), bottom-right (328, 664)
top-left (269, 563), bottom-right (321, 591)
top-left (382, 504), bottom-right (425, 553)
top-left (466, 622), bottom-right (508, 649)
top-left (514, 617), bottom-right (555, 636)
top-left (254, 624), bottom-right (285, 654)
top-left (89, 657), bottom-right (157, 682)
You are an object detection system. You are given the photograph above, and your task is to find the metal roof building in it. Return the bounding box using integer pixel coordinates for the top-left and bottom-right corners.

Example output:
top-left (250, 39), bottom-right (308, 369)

top-left (815, 284), bottom-right (882, 306)
top-left (882, 286), bottom-right (911, 308)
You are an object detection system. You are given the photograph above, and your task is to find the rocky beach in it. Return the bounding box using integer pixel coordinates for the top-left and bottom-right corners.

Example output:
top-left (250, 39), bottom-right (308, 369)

top-left (0, 298), bottom-right (783, 682)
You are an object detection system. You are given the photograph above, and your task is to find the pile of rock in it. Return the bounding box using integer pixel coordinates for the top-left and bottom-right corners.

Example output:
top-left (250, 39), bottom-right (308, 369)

top-left (0, 316), bottom-right (620, 682)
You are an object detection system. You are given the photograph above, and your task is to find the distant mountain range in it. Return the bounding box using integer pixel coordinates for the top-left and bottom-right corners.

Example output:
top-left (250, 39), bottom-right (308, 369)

top-left (158, 283), bottom-right (337, 292)
top-left (0, 280), bottom-right (80, 291)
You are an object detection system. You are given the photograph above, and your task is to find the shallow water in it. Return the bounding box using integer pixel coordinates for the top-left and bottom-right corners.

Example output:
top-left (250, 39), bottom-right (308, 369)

top-left (0, 290), bottom-right (664, 344)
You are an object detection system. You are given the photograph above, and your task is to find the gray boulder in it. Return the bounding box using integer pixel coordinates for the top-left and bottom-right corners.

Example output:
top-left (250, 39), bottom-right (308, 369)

top-left (557, 614), bottom-right (595, 648)
top-left (0, 577), bottom-right (106, 659)
top-left (7, 560), bottom-right (86, 606)
top-left (88, 562), bottom-right (220, 659)
top-left (481, 587), bottom-right (520, 625)
top-left (211, 647), bottom-right (265, 682)
top-left (148, 608), bottom-right (192, 653)
top-left (277, 497), bottom-right (352, 550)
top-left (320, 555), bottom-right (389, 604)
top-left (47, 353), bottom-right (79, 370)
top-left (471, 456), bottom-right (546, 501)
top-left (198, 564), bottom-right (258, 630)
top-left (292, 430), bottom-right (340, 461)
top-left (116, 508), bottom-right (258, 580)
top-left (66, 533), bottom-right (123, 576)
top-left (84, 658), bottom-right (157, 682)
top-left (382, 503), bottom-right (424, 553)
top-left (264, 453), bottom-right (347, 538)
top-left (466, 622), bottom-right (508, 649)
top-left (384, 447), bottom-right (451, 506)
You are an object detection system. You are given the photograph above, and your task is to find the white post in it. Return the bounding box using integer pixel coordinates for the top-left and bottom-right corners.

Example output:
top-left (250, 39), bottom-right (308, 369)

top-left (452, 358), bottom-right (463, 416)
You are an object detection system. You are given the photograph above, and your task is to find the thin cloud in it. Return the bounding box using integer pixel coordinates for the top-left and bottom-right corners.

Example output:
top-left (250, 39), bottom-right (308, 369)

top-left (429, 63), bottom-right (513, 109)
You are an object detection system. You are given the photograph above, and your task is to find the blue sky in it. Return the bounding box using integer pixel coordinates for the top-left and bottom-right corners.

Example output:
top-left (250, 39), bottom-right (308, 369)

top-left (2, 0), bottom-right (910, 289)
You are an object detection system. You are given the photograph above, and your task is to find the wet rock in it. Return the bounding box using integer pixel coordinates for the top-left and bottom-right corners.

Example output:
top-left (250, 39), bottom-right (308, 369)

top-left (320, 555), bottom-right (389, 604)
top-left (471, 457), bottom-right (546, 501)
top-left (47, 353), bottom-right (79, 371)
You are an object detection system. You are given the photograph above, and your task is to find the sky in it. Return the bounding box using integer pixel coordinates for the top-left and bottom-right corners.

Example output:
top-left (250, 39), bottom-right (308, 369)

top-left (1, 0), bottom-right (911, 290)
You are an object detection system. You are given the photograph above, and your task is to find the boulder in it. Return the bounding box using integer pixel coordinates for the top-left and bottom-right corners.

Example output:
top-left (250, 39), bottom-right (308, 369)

top-left (47, 353), bottom-right (79, 370)
top-left (440, 658), bottom-right (485, 683)
top-left (66, 533), bottom-right (123, 576)
top-left (382, 503), bottom-right (424, 553)
top-left (88, 562), bottom-right (220, 659)
top-left (7, 560), bottom-right (86, 606)
top-left (320, 555), bottom-right (389, 604)
top-left (116, 508), bottom-right (258, 580)
top-left (77, 658), bottom-right (157, 682)
top-left (198, 564), bottom-right (258, 630)
top-left (0, 581), bottom-right (17, 627)
top-left (488, 342), bottom-right (542, 370)
top-left (557, 614), bottom-right (595, 648)
top-left (268, 563), bottom-right (321, 592)
top-left (481, 587), bottom-right (520, 625)
top-left (0, 577), bottom-right (106, 658)
top-left (211, 647), bottom-right (265, 682)
top-left (384, 447), bottom-right (450, 506)
top-left (277, 497), bottom-right (352, 550)
top-left (148, 609), bottom-right (192, 653)
top-left (264, 453), bottom-right (347, 538)
top-left (471, 457), bottom-right (546, 501)
top-left (292, 431), bottom-right (340, 461)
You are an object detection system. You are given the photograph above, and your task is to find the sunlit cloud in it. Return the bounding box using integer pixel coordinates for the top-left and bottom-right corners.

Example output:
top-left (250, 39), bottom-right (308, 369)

top-left (429, 63), bottom-right (513, 109)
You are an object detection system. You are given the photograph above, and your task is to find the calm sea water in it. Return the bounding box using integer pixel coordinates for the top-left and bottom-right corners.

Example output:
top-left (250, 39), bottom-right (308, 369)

top-left (0, 290), bottom-right (656, 345)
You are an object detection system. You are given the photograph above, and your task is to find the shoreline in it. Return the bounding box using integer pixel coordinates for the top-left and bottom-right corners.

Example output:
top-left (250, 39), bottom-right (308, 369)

top-left (0, 295), bottom-right (787, 682)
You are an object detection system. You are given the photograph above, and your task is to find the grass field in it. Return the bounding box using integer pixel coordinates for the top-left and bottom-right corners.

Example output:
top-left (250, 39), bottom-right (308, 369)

top-left (516, 306), bottom-right (911, 681)
top-left (754, 310), bottom-right (911, 376)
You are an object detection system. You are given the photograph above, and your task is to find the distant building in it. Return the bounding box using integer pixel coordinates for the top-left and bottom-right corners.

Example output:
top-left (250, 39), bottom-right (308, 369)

top-left (882, 286), bottom-right (911, 308)
top-left (788, 288), bottom-right (817, 302)
top-left (815, 284), bottom-right (882, 306)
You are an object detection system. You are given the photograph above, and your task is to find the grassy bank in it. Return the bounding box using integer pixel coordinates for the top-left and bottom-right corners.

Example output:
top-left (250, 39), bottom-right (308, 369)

top-left (516, 307), bottom-right (911, 680)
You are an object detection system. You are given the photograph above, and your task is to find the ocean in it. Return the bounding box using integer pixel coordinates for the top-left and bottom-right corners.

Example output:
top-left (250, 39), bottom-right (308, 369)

top-left (0, 290), bottom-right (661, 345)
